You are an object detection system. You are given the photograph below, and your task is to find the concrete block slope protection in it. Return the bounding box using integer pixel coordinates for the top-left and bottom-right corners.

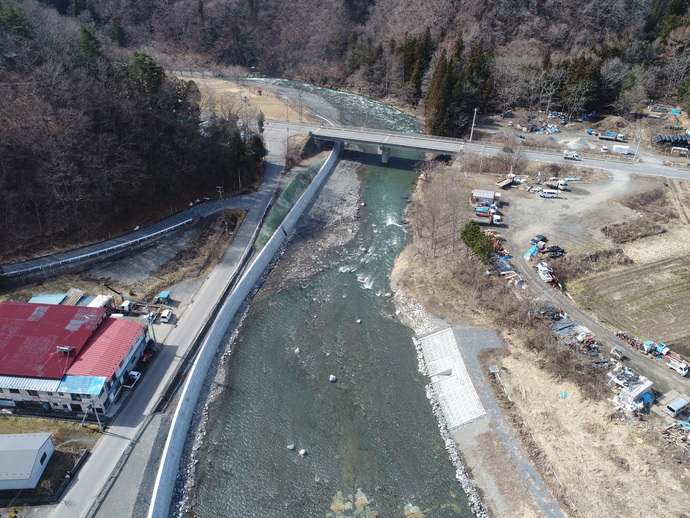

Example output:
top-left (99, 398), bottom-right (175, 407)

top-left (146, 142), bottom-right (341, 518)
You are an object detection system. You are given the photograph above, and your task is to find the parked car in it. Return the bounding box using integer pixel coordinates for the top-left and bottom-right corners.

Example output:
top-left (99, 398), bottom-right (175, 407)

top-left (123, 371), bottom-right (141, 389)
top-left (530, 235), bottom-right (548, 246)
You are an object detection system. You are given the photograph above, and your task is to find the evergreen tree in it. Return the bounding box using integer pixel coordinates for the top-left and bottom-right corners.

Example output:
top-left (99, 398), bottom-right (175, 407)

top-left (78, 24), bottom-right (101, 60)
top-left (424, 50), bottom-right (454, 135)
top-left (0, 0), bottom-right (31, 37)
top-left (129, 52), bottom-right (165, 94)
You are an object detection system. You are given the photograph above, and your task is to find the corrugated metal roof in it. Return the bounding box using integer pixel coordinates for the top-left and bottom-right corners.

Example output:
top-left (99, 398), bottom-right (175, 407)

top-left (0, 375), bottom-right (60, 392)
top-left (0, 302), bottom-right (107, 379)
top-left (57, 375), bottom-right (106, 395)
top-left (0, 433), bottom-right (52, 480)
top-left (28, 294), bottom-right (67, 305)
top-left (66, 318), bottom-right (145, 378)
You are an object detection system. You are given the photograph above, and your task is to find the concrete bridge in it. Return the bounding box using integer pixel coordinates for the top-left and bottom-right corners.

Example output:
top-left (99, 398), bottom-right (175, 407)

top-left (309, 124), bottom-right (467, 163)
top-left (270, 121), bottom-right (690, 181)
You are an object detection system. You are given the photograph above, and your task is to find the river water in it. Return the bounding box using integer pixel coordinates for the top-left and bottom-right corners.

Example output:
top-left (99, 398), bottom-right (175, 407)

top-left (185, 84), bottom-right (472, 517)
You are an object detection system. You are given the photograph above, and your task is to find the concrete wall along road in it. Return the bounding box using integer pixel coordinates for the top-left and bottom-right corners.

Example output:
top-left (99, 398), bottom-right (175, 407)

top-left (147, 142), bottom-right (342, 518)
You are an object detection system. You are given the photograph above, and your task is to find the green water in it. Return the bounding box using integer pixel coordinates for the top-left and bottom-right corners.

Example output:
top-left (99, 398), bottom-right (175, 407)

top-left (188, 150), bottom-right (472, 517)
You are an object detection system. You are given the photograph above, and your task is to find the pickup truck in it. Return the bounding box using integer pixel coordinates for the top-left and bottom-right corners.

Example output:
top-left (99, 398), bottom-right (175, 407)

top-left (563, 150), bottom-right (582, 161)
top-left (535, 262), bottom-right (553, 282)
top-left (123, 371), bottom-right (141, 389)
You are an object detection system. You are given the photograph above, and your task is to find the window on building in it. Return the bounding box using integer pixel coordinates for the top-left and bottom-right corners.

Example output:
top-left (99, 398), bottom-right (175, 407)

top-left (53, 402), bottom-right (59, 406)
top-left (9, 389), bottom-right (20, 394)
top-left (62, 404), bottom-right (68, 409)
top-left (58, 393), bottom-right (65, 397)
top-left (47, 392), bottom-right (53, 396)
top-left (28, 390), bottom-right (38, 397)
top-left (0, 388), bottom-right (3, 393)
top-left (40, 452), bottom-right (47, 465)
top-left (71, 394), bottom-right (82, 401)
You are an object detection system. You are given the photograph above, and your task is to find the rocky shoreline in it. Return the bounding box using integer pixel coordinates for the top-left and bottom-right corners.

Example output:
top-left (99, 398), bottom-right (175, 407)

top-left (393, 293), bottom-right (489, 518)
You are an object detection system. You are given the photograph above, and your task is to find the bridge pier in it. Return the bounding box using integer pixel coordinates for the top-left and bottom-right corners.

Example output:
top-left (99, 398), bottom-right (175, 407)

top-left (380, 145), bottom-right (391, 164)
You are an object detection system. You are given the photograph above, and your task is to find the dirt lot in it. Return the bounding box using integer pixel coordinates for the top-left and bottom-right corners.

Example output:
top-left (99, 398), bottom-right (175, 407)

top-left (392, 150), bottom-right (690, 517)
top-left (394, 137), bottom-right (690, 517)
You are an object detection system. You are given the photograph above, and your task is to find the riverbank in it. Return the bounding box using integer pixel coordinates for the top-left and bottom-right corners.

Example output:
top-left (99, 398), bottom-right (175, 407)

top-left (391, 163), bottom-right (690, 518)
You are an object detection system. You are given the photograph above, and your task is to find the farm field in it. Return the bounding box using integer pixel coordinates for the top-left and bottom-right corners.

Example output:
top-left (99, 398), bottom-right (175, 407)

top-left (570, 255), bottom-right (690, 357)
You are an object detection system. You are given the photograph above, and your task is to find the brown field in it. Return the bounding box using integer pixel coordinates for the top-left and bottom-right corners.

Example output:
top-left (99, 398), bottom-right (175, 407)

top-left (570, 255), bottom-right (690, 356)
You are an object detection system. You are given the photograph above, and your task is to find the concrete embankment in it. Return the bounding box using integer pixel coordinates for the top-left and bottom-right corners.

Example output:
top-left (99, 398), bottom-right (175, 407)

top-left (146, 142), bottom-right (341, 518)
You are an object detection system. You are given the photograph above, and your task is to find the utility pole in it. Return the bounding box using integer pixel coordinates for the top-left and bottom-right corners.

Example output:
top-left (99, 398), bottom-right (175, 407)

top-left (299, 91), bottom-right (303, 123)
top-left (82, 402), bottom-right (103, 432)
top-left (469, 108), bottom-right (478, 143)
top-left (144, 298), bottom-right (157, 349)
top-left (634, 130), bottom-right (643, 161)
top-left (216, 185), bottom-right (228, 230)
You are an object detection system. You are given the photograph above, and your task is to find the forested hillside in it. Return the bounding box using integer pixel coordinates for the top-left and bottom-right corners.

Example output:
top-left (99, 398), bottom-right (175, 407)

top-left (3, 0), bottom-right (690, 259)
top-left (0, 0), bottom-right (264, 261)
top-left (77, 0), bottom-right (690, 136)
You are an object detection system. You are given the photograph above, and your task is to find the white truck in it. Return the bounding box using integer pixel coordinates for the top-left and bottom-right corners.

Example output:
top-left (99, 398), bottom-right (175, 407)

top-left (472, 214), bottom-right (502, 226)
top-left (563, 150), bottom-right (582, 161)
top-left (535, 262), bottom-right (553, 282)
top-left (612, 144), bottom-right (629, 155)
top-left (545, 178), bottom-right (568, 190)
top-left (667, 358), bottom-right (689, 377)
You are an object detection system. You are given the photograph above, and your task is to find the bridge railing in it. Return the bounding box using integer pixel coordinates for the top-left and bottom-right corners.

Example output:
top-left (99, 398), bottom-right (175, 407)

top-left (311, 124), bottom-right (637, 163)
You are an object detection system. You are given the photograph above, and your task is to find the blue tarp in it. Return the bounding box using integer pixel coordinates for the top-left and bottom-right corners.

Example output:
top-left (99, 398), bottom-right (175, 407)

top-left (642, 392), bottom-right (654, 404)
top-left (523, 245), bottom-right (538, 259)
top-left (29, 293), bottom-right (67, 305)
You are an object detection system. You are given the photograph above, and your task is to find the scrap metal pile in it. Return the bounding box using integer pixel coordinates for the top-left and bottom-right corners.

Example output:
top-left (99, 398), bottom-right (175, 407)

top-left (662, 422), bottom-right (690, 448)
top-left (544, 245), bottom-right (566, 259)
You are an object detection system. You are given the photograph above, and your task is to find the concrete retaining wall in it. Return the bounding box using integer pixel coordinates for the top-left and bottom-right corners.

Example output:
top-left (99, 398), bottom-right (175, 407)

top-left (147, 142), bottom-right (342, 518)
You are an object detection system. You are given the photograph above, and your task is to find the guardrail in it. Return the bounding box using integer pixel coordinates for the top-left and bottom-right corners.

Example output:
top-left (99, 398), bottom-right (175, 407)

top-left (1, 218), bottom-right (193, 278)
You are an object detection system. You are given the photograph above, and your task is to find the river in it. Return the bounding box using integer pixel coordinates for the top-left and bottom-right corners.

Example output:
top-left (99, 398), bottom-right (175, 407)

top-left (182, 83), bottom-right (473, 517)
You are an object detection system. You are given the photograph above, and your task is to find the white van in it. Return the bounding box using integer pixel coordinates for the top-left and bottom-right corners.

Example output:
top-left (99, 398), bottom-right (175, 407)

top-left (666, 397), bottom-right (689, 417)
top-left (160, 309), bottom-right (173, 323)
top-left (540, 189), bottom-right (559, 198)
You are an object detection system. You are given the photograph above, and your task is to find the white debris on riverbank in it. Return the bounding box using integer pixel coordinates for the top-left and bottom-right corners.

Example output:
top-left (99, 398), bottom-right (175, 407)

top-left (393, 290), bottom-right (489, 518)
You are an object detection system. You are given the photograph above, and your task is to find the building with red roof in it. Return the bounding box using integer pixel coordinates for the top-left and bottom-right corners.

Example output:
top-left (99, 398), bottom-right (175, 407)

top-left (0, 302), bottom-right (147, 415)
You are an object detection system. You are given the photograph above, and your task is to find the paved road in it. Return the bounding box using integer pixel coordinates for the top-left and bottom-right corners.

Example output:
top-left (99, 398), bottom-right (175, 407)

top-left (44, 123), bottom-right (289, 518)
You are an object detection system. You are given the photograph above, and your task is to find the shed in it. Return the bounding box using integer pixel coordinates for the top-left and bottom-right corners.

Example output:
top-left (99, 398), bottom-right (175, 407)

top-left (0, 433), bottom-right (54, 490)
top-left (470, 189), bottom-right (502, 207)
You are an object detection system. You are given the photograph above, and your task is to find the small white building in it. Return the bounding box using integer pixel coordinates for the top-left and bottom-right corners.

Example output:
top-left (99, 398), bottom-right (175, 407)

top-left (0, 433), bottom-right (55, 490)
top-left (470, 189), bottom-right (502, 207)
